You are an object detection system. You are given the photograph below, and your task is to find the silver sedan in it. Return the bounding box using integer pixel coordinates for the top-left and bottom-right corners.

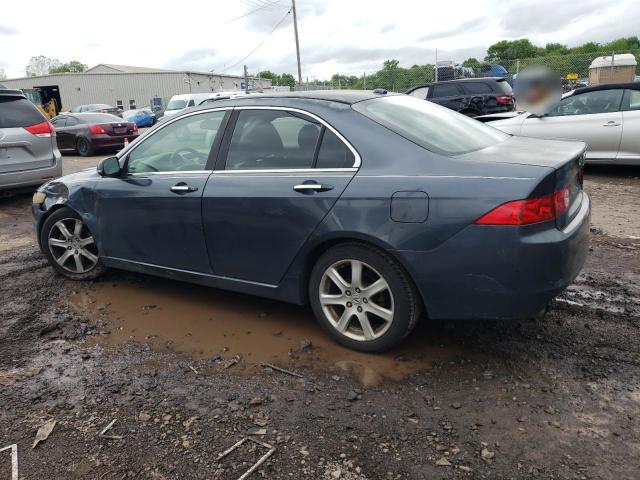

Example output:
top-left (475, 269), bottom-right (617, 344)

top-left (484, 83), bottom-right (640, 165)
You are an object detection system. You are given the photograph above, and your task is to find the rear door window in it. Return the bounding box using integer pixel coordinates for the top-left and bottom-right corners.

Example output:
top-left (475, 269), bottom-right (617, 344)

top-left (623, 89), bottom-right (640, 111)
top-left (51, 117), bottom-right (67, 128)
top-left (0, 97), bottom-right (46, 128)
top-left (431, 83), bottom-right (461, 98)
top-left (462, 82), bottom-right (493, 94)
top-left (225, 109), bottom-right (321, 170)
top-left (315, 129), bottom-right (355, 169)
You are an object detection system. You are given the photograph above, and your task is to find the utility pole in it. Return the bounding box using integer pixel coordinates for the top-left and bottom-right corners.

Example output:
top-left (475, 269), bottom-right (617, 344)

top-left (244, 65), bottom-right (249, 94)
top-left (292, 0), bottom-right (302, 85)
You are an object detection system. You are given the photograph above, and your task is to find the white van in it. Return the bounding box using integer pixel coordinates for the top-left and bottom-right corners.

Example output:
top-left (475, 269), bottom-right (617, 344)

top-left (163, 93), bottom-right (217, 117)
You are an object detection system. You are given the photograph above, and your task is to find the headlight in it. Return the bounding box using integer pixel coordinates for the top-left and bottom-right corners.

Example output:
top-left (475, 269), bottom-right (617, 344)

top-left (32, 191), bottom-right (46, 205)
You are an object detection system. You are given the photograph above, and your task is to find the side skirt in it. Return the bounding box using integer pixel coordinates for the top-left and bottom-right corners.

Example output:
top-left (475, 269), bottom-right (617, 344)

top-left (101, 256), bottom-right (303, 304)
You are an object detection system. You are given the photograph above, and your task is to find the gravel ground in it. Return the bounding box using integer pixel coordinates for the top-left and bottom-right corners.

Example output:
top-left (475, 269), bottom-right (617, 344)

top-left (0, 156), bottom-right (639, 479)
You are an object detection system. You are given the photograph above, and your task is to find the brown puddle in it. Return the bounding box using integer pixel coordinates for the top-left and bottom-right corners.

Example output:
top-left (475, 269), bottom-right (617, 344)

top-left (70, 277), bottom-right (462, 386)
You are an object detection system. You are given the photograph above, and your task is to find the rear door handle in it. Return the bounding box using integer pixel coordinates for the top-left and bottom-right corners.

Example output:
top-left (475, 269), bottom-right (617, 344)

top-left (293, 183), bottom-right (334, 193)
top-left (170, 183), bottom-right (198, 193)
top-left (603, 121), bottom-right (621, 127)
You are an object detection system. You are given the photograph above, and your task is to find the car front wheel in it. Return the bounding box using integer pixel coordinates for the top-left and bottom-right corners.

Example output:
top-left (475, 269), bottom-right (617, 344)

top-left (40, 207), bottom-right (106, 280)
top-left (309, 243), bottom-right (421, 352)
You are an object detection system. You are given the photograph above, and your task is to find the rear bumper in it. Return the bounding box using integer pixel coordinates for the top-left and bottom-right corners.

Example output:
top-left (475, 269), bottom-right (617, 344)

top-left (90, 134), bottom-right (138, 150)
top-left (396, 193), bottom-right (591, 320)
top-left (0, 151), bottom-right (62, 191)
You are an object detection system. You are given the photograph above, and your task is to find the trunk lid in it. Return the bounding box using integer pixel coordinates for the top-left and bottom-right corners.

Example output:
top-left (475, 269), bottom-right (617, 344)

top-left (0, 96), bottom-right (55, 174)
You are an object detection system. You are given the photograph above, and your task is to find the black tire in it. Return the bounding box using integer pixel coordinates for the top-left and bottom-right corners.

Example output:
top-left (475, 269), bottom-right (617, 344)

top-left (309, 243), bottom-right (421, 352)
top-left (40, 207), bottom-right (106, 280)
top-left (76, 137), bottom-right (93, 157)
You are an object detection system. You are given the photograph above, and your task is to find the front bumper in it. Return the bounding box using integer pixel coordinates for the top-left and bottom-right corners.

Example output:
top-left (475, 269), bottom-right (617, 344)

top-left (396, 193), bottom-right (591, 320)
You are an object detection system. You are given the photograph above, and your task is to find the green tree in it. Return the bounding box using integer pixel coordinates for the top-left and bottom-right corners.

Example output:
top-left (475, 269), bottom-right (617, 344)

top-left (544, 43), bottom-right (569, 55)
top-left (278, 73), bottom-right (296, 88)
top-left (485, 39), bottom-right (541, 62)
top-left (49, 60), bottom-right (88, 73)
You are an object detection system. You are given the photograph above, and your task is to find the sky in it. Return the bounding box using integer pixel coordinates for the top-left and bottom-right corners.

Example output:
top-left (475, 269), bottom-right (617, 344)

top-left (1, 0), bottom-right (638, 80)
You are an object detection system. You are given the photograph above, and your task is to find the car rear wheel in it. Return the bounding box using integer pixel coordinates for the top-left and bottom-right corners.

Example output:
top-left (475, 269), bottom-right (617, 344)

top-left (76, 137), bottom-right (93, 157)
top-left (40, 207), bottom-right (105, 280)
top-left (309, 243), bottom-right (421, 352)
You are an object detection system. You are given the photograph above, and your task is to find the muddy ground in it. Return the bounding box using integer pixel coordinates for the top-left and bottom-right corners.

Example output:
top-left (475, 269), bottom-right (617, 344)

top-left (1, 157), bottom-right (639, 479)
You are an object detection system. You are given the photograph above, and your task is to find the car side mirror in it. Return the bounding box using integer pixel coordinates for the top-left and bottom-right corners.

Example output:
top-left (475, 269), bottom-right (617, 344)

top-left (97, 156), bottom-right (122, 177)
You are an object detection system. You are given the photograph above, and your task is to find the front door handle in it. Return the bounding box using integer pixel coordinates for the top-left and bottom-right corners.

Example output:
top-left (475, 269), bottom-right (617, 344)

top-left (603, 121), bottom-right (621, 127)
top-left (170, 182), bottom-right (198, 193)
top-left (293, 183), bottom-right (334, 193)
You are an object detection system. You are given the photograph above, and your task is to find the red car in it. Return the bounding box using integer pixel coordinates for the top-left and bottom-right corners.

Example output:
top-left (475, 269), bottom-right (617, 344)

top-left (51, 113), bottom-right (138, 156)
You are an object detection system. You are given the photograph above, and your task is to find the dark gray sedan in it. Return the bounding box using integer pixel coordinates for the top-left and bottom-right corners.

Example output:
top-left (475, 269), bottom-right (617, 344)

top-left (32, 91), bottom-right (590, 352)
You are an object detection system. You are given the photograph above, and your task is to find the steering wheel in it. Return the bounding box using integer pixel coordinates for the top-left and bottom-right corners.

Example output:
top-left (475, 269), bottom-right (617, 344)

top-left (170, 147), bottom-right (202, 168)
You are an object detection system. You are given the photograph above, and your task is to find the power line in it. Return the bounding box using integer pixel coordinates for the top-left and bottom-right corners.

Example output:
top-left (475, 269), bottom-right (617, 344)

top-left (226, 0), bottom-right (286, 24)
top-left (214, 9), bottom-right (292, 74)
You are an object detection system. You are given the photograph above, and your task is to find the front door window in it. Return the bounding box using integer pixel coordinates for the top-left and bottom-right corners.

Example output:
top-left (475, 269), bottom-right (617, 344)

top-left (126, 111), bottom-right (226, 173)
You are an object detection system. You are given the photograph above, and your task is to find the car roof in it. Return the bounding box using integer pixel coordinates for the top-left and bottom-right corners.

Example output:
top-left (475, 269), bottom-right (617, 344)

top-left (211, 89), bottom-right (400, 105)
top-left (573, 82), bottom-right (640, 94)
top-left (0, 86), bottom-right (26, 98)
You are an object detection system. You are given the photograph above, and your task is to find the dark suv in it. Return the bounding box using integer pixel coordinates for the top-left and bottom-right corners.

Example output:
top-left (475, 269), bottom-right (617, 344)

top-left (406, 78), bottom-right (515, 117)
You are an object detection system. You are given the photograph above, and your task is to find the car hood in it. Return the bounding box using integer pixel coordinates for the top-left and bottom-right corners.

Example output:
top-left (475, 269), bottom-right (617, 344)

top-left (462, 135), bottom-right (585, 169)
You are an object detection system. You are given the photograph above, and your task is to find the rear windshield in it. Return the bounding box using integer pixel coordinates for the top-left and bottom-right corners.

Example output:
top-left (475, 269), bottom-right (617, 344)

top-left (353, 95), bottom-right (507, 155)
top-left (166, 99), bottom-right (188, 110)
top-left (494, 79), bottom-right (513, 94)
top-left (0, 97), bottom-right (45, 128)
top-left (81, 113), bottom-right (122, 123)
top-left (90, 104), bottom-right (114, 110)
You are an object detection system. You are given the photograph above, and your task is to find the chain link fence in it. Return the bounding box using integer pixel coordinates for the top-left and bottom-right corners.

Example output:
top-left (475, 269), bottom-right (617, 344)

top-left (294, 50), bottom-right (640, 93)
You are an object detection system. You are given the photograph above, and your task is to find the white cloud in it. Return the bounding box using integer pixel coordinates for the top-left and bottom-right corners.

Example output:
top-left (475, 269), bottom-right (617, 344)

top-left (1, 0), bottom-right (637, 79)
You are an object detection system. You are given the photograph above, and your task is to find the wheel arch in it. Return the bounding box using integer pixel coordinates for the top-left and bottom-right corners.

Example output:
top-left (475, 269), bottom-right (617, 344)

top-left (298, 234), bottom-right (428, 316)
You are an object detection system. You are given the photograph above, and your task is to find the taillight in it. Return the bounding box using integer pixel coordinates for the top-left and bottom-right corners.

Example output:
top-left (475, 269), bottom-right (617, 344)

top-left (24, 121), bottom-right (54, 137)
top-left (90, 125), bottom-right (106, 134)
top-left (496, 95), bottom-right (513, 104)
top-left (475, 188), bottom-right (570, 226)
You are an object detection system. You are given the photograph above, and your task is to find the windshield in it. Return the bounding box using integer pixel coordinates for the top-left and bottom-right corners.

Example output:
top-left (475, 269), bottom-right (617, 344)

top-left (166, 99), bottom-right (188, 110)
top-left (353, 95), bottom-right (507, 155)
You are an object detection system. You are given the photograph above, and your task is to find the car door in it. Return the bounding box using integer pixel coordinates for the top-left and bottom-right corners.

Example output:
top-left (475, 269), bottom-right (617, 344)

top-left (52, 116), bottom-right (82, 151)
top-left (520, 89), bottom-right (624, 161)
top-left (428, 83), bottom-right (465, 111)
top-left (202, 107), bottom-right (359, 285)
top-left (50, 116), bottom-right (69, 149)
top-left (94, 108), bottom-right (230, 272)
top-left (618, 89), bottom-right (640, 162)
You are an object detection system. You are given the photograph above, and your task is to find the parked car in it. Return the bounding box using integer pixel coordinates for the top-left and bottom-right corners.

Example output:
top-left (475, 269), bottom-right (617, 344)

top-left (50, 113), bottom-right (139, 156)
top-left (482, 83), bottom-right (640, 165)
top-left (122, 108), bottom-right (156, 128)
top-left (163, 93), bottom-right (219, 117)
top-left (0, 86), bottom-right (61, 192)
top-left (32, 91), bottom-right (589, 352)
top-left (406, 78), bottom-right (515, 117)
top-left (198, 91), bottom-right (254, 106)
top-left (70, 104), bottom-right (123, 117)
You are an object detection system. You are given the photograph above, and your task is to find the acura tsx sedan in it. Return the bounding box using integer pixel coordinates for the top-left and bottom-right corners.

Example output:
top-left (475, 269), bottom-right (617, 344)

top-left (32, 91), bottom-right (590, 352)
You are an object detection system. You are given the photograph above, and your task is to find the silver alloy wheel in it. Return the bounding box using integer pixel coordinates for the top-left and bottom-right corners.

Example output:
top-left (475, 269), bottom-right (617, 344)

top-left (319, 259), bottom-right (395, 342)
top-left (47, 218), bottom-right (98, 274)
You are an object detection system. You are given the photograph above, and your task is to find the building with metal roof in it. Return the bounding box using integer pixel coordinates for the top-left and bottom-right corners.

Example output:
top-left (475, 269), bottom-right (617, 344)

top-left (1, 65), bottom-right (272, 112)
